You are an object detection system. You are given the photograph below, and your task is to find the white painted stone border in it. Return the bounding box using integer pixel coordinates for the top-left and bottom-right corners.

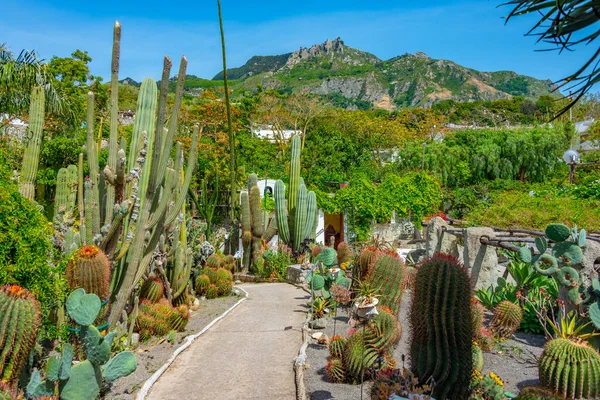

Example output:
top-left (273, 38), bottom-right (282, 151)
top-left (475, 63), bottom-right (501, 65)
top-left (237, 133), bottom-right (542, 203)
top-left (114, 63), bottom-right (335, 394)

top-left (136, 286), bottom-right (249, 399)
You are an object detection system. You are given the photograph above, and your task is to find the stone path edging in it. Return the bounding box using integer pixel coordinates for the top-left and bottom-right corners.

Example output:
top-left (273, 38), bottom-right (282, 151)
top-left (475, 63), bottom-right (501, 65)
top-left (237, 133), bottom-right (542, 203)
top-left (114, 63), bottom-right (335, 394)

top-left (135, 287), bottom-right (249, 399)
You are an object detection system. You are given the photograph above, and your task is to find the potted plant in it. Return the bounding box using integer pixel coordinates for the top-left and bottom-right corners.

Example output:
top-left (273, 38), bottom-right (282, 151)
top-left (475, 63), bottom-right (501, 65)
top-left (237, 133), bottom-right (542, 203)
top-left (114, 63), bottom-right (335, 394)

top-left (354, 280), bottom-right (380, 319)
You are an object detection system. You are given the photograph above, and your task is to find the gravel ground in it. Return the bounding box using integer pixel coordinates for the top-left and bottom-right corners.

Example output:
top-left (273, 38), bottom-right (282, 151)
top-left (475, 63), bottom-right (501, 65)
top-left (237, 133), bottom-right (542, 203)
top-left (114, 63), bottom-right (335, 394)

top-left (107, 294), bottom-right (241, 399)
top-left (304, 293), bottom-right (545, 399)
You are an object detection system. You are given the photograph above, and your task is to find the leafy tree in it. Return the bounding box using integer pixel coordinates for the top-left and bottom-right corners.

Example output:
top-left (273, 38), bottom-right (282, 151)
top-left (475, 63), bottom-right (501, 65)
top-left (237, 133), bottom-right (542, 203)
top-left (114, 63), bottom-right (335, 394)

top-left (0, 45), bottom-right (65, 116)
top-left (502, 0), bottom-right (600, 115)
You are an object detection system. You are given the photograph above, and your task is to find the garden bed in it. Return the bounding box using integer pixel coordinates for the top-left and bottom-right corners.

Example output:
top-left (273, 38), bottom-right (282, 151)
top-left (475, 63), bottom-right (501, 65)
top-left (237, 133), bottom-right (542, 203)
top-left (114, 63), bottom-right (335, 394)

top-left (304, 294), bottom-right (545, 399)
top-left (108, 294), bottom-right (241, 399)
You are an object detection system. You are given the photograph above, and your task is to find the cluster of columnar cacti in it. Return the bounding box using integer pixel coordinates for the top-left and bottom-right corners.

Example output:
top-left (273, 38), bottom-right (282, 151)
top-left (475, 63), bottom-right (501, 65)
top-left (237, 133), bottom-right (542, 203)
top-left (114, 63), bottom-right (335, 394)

top-left (66, 245), bottom-right (111, 300)
top-left (273, 135), bottom-right (317, 253)
top-left (16, 22), bottom-right (200, 329)
top-left (538, 337), bottom-right (600, 399)
top-left (365, 254), bottom-right (405, 315)
top-left (240, 174), bottom-right (278, 272)
top-left (195, 266), bottom-right (233, 299)
top-left (27, 289), bottom-right (137, 399)
top-left (135, 298), bottom-right (190, 341)
top-left (409, 253), bottom-right (472, 400)
top-left (490, 300), bottom-right (523, 340)
top-left (325, 307), bottom-right (401, 384)
top-left (0, 285), bottom-right (41, 384)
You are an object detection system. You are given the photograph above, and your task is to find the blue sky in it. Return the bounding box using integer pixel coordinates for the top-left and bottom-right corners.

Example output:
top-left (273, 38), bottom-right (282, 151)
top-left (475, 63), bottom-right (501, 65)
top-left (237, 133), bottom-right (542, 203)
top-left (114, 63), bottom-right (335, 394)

top-left (2, 0), bottom-right (597, 85)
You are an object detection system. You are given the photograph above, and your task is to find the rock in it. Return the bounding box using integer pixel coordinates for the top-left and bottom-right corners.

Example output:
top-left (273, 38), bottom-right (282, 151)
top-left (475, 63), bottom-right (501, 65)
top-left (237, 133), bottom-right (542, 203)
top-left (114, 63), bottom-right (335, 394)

top-left (309, 318), bottom-right (327, 329)
top-left (464, 227), bottom-right (500, 290)
top-left (318, 334), bottom-right (330, 345)
top-left (579, 239), bottom-right (600, 286)
top-left (425, 217), bottom-right (459, 257)
top-left (286, 264), bottom-right (307, 284)
top-left (312, 332), bottom-right (324, 340)
top-left (130, 333), bottom-right (139, 346)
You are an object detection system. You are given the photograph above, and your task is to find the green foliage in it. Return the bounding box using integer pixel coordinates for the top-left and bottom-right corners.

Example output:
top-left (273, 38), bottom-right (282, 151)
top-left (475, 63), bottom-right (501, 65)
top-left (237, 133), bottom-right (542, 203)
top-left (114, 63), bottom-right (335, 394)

top-left (0, 175), bottom-right (67, 334)
top-left (539, 338), bottom-right (600, 399)
top-left (396, 125), bottom-right (572, 187)
top-left (0, 285), bottom-right (41, 383)
top-left (410, 254), bottom-right (472, 400)
top-left (260, 246), bottom-right (293, 281)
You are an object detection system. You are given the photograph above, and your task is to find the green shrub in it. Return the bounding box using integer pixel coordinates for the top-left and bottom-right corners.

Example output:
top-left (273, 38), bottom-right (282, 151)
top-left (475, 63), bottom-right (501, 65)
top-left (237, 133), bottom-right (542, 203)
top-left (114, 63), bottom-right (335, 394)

top-left (465, 189), bottom-right (600, 230)
top-left (0, 175), bottom-right (67, 337)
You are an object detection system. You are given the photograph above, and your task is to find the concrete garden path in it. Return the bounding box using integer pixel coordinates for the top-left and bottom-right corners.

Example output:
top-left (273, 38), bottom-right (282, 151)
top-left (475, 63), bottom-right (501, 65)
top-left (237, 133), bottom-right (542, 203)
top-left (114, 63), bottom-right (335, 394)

top-left (146, 283), bottom-right (310, 400)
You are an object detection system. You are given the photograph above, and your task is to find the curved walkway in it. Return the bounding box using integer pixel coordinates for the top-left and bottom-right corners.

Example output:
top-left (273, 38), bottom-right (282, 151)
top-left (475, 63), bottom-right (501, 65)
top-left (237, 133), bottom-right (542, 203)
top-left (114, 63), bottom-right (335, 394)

top-left (146, 283), bottom-right (310, 400)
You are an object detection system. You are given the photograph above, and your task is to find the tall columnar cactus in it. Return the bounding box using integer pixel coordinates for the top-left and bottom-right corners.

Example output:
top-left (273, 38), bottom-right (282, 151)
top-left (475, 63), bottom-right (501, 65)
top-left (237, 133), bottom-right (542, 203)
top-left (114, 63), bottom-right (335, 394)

top-left (366, 254), bottom-right (405, 315)
top-left (0, 285), bottom-right (41, 383)
top-left (273, 135), bottom-right (317, 253)
top-left (538, 337), bottom-right (600, 399)
top-left (27, 289), bottom-right (137, 399)
top-left (54, 168), bottom-right (69, 223)
top-left (240, 174), bottom-right (278, 272)
top-left (66, 245), bottom-right (111, 300)
top-left (490, 300), bottom-right (523, 340)
top-left (410, 253), bottom-right (472, 400)
top-left (19, 85), bottom-right (45, 201)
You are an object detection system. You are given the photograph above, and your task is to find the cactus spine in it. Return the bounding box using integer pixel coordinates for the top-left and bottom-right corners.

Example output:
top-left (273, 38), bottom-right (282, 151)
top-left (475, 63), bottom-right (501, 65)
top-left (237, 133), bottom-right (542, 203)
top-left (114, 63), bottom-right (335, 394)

top-left (19, 85), bottom-right (45, 201)
top-left (0, 285), bottom-right (41, 383)
top-left (409, 254), bottom-right (472, 400)
top-left (66, 245), bottom-right (111, 300)
top-left (538, 337), bottom-right (600, 399)
top-left (366, 254), bottom-right (405, 314)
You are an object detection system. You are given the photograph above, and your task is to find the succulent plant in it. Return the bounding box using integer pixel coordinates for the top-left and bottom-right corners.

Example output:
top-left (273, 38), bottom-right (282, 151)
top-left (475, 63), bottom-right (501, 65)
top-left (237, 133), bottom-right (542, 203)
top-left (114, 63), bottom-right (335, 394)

top-left (66, 245), bottom-right (111, 300)
top-left (18, 85), bottom-right (44, 201)
top-left (316, 248), bottom-right (338, 267)
top-left (273, 135), bottom-right (317, 253)
top-left (329, 336), bottom-right (347, 359)
top-left (538, 337), bottom-right (600, 399)
top-left (325, 357), bottom-right (346, 383)
top-left (366, 254), bottom-right (405, 315)
top-left (471, 298), bottom-right (486, 339)
top-left (169, 305), bottom-right (189, 332)
top-left (343, 326), bottom-right (379, 382)
top-left (359, 246), bottom-right (381, 278)
top-left (195, 274), bottom-right (210, 296)
top-left (0, 285), bottom-right (41, 383)
top-left (490, 300), bottom-right (523, 340)
top-left (410, 254), bottom-right (472, 400)
top-left (336, 242), bottom-right (353, 265)
top-left (28, 288), bottom-right (137, 400)
top-left (206, 254), bottom-right (221, 269)
top-left (472, 343), bottom-right (484, 371)
top-left (514, 386), bottom-right (563, 400)
top-left (140, 277), bottom-right (164, 303)
top-left (206, 284), bottom-right (219, 299)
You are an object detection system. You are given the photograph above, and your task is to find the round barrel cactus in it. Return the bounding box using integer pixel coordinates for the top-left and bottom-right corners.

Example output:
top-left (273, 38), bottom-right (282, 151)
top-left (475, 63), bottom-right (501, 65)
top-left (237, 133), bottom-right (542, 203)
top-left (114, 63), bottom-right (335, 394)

top-left (0, 285), bottom-right (41, 383)
top-left (140, 277), bottom-right (164, 303)
top-left (325, 357), bottom-right (345, 383)
top-left (66, 245), bottom-right (110, 300)
top-left (329, 336), bottom-right (347, 359)
top-left (491, 300), bottom-right (523, 339)
top-left (366, 254), bottom-right (405, 315)
top-left (410, 253), bottom-right (472, 400)
top-left (515, 386), bottom-right (563, 400)
top-left (539, 337), bottom-right (600, 399)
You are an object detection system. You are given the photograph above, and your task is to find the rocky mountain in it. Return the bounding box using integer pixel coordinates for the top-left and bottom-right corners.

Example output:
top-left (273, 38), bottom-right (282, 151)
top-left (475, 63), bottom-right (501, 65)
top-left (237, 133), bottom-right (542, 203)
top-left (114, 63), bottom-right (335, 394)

top-left (199, 38), bottom-right (558, 110)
